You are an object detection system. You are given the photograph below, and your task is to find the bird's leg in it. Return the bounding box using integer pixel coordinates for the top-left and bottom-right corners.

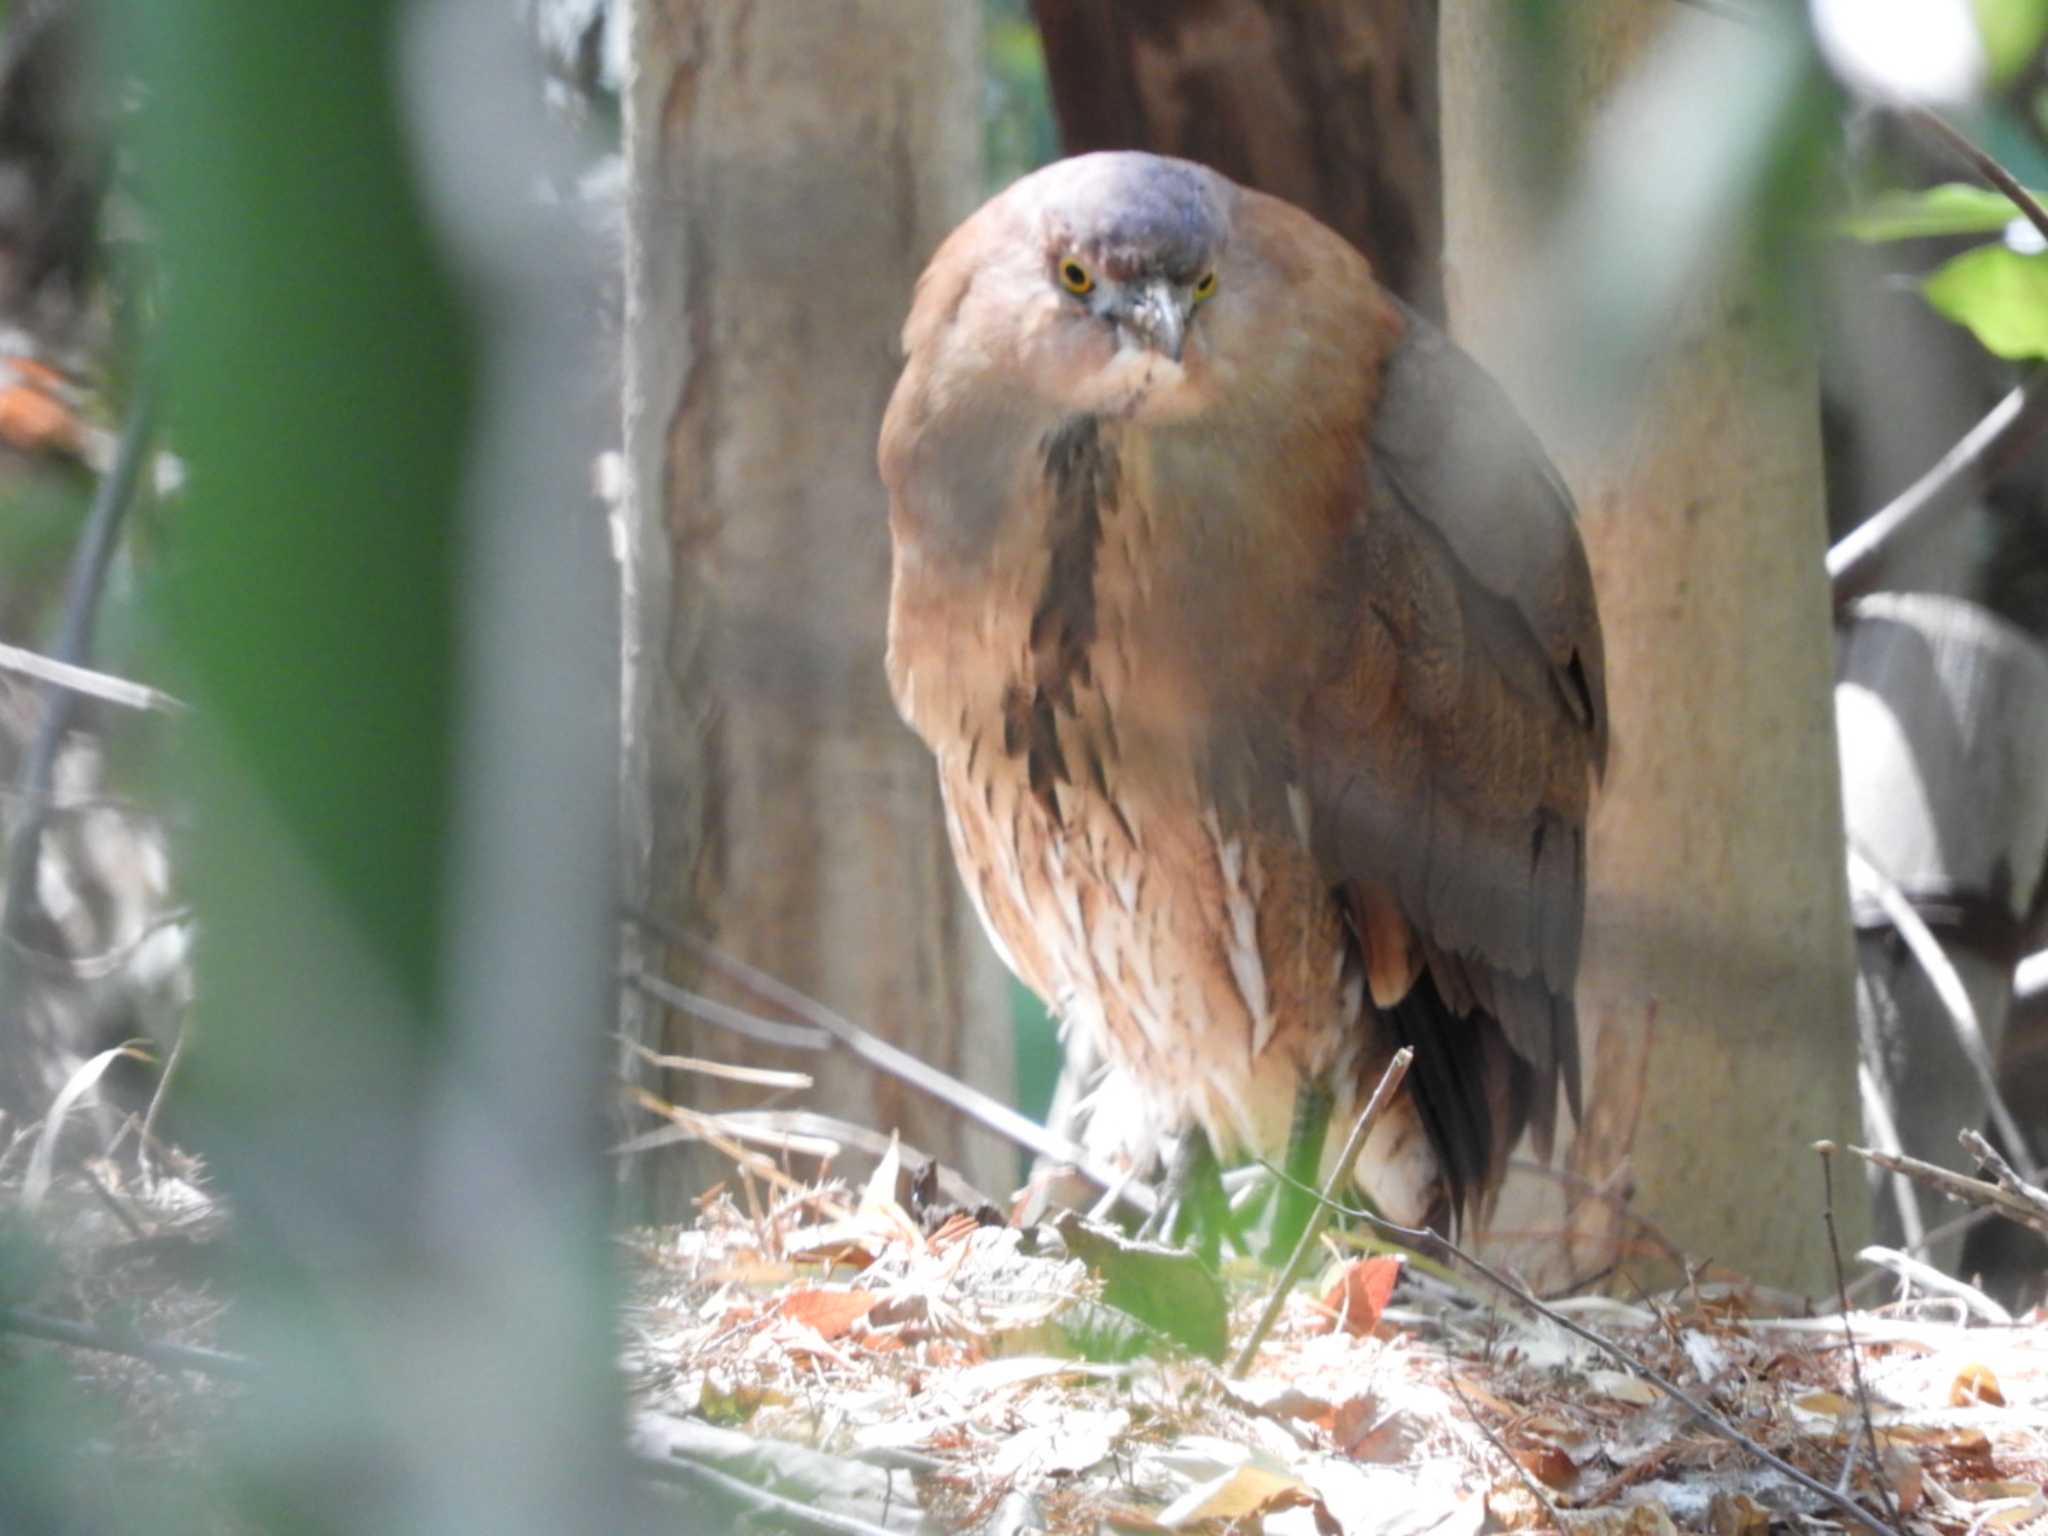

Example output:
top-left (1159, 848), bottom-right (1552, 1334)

top-left (1139, 1127), bottom-right (1230, 1268)
top-left (1267, 1074), bottom-right (1334, 1266)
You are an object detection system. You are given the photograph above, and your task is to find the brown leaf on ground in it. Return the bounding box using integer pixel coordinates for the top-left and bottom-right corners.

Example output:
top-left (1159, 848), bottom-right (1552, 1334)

top-left (778, 1287), bottom-right (879, 1340)
top-left (1953, 1362), bottom-right (2006, 1407)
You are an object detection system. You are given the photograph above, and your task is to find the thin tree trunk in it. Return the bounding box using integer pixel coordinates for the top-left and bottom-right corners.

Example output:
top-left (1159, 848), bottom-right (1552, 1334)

top-left (621, 2), bottom-right (1014, 1215)
top-left (1442, 9), bottom-right (1864, 1292)
top-left (1030, 0), bottom-right (1443, 317)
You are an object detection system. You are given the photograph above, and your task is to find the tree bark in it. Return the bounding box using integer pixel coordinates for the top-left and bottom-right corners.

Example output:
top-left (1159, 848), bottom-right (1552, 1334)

top-left (621, 2), bottom-right (1014, 1215)
top-left (1442, 9), bottom-right (1864, 1293)
top-left (1030, 0), bottom-right (1443, 317)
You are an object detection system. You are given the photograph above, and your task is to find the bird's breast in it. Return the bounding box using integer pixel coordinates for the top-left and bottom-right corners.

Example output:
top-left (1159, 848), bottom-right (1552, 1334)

top-left (895, 407), bottom-right (1372, 1166)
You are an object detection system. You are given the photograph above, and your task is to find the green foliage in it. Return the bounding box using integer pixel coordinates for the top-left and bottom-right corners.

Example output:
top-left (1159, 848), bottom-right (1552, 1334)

top-left (1924, 241), bottom-right (2048, 356)
top-left (1976, 0), bottom-right (2048, 81)
top-left (1839, 181), bottom-right (2040, 240)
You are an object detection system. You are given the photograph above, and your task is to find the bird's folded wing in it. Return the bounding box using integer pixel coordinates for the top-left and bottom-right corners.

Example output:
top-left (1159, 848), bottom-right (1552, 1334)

top-left (1301, 308), bottom-right (1607, 1159)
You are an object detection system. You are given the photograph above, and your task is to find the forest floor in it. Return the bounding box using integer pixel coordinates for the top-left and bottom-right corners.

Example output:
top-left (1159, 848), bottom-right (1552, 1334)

top-left (8, 1140), bottom-right (2048, 1536)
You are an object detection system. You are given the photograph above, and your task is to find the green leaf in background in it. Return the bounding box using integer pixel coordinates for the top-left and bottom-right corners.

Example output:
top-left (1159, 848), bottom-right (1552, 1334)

top-left (1840, 181), bottom-right (2039, 241)
top-left (1976, 0), bottom-right (2048, 81)
top-left (1924, 241), bottom-right (2048, 356)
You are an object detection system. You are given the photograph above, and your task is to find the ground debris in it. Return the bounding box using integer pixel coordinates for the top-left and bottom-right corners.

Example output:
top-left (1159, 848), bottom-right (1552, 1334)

top-left (626, 1180), bottom-right (2048, 1535)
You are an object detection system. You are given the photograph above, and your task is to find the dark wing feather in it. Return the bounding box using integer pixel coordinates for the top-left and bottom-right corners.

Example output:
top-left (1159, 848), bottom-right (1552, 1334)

top-left (1305, 304), bottom-right (1605, 1204)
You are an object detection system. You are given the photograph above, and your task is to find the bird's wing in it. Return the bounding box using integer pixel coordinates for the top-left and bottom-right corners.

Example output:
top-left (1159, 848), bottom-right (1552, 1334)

top-left (1301, 304), bottom-right (1606, 1205)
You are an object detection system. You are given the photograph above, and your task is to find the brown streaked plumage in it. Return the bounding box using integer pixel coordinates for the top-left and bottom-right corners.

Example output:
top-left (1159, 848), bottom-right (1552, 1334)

top-left (880, 152), bottom-right (1606, 1235)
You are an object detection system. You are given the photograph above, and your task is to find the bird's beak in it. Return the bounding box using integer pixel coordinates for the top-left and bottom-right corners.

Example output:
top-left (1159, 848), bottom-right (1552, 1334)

top-left (1118, 281), bottom-right (1189, 363)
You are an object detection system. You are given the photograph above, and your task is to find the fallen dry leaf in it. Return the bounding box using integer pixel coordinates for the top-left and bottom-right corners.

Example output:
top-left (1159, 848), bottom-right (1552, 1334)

top-left (1513, 1441), bottom-right (1577, 1490)
top-left (1319, 1255), bottom-right (1402, 1338)
top-left (778, 1287), bottom-right (879, 1340)
top-left (1156, 1462), bottom-right (1306, 1528)
top-left (1951, 1362), bottom-right (2005, 1407)
top-left (1706, 1491), bottom-right (1770, 1536)
top-left (1585, 1370), bottom-right (1659, 1407)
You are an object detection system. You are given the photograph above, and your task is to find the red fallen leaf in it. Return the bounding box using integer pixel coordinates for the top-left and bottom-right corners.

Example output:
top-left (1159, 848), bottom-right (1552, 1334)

top-left (778, 1287), bottom-right (879, 1340)
top-left (1319, 1255), bottom-right (1402, 1337)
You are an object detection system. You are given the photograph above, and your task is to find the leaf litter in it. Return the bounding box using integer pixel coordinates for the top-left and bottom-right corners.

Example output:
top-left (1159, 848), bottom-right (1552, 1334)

top-left (624, 1171), bottom-right (2048, 1535)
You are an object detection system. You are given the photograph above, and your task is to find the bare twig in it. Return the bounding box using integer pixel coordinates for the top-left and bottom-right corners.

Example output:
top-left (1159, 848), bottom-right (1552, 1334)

top-left (1911, 108), bottom-right (2048, 247)
top-left (0, 1304), bottom-right (253, 1382)
top-left (627, 1087), bottom-right (812, 1194)
top-left (1960, 1127), bottom-right (2048, 1224)
top-left (1828, 371), bottom-right (2048, 601)
top-left (0, 641), bottom-right (184, 714)
top-left (1842, 1141), bottom-right (2048, 1238)
top-left (625, 911), bottom-right (1158, 1218)
top-left (1272, 1171), bottom-right (1905, 1536)
top-left (1818, 1142), bottom-right (1899, 1526)
top-left (617, 1033), bottom-right (813, 1090)
top-left (615, 1107), bottom-right (996, 1211)
top-left (626, 971), bottom-right (829, 1053)
top-left (1846, 845), bottom-right (2036, 1170)
top-left (1447, 1370), bottom-right (1567, 1530)
top-left (1230, 1048), bottom-right (1411, 1377)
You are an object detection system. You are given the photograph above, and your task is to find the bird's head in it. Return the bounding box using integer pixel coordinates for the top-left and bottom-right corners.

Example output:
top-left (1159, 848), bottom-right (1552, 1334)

top-left (970, 152), bottom-right (1238, 422)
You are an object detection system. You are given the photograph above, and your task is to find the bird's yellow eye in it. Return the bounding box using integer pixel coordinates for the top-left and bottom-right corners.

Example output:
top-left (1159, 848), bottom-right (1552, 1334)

top-left (1193, 270), bottom-right (1218, 302)
top-left (1058, 258), bottom-right (1094, 295)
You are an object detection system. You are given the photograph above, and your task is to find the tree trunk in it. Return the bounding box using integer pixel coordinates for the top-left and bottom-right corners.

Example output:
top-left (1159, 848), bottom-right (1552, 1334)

top-left (1030, 0), bottom-right (1443, 317)
top-left (621, 2), bottom-right (1014, 1215)
top-left (1441, 10), bottom-right (1864, 1293)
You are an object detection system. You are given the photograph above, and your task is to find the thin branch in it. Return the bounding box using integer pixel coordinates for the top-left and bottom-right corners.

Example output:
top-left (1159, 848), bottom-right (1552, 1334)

top-left (1818, 1143), bottom-right (1899, 1527)
top-left (1230, 1047), bottom-right (1411, 1377)
top-left (616, 1033), bottom-right (813, 1090)
top-left (1960, 1128), bottom-right (2048, 1224)
top-left (1846, 845), bottom-right (2036, 1170)
top-left (0, 1304), bottom-right (253, 1382)
top-left (1912, 108), bottom-right (2048, 247)
top-left (1447, 1371), bottom-right (1567, 1530)
top-left (626, 971), bottom-right (830, 1053)
top-left (0, 640), bottom-right (184, 714)
top-left (616, 1106), bottom-right (997, 1211)
top-left (1841, 1140), bottom-right (2048, 1238)
top-left (1270, 1171), bottom-right (1905, 1536)
top-left (1829, 370), bottom-right (2048, 601)
top-left (626, 911), bottom-right (1158, 1218)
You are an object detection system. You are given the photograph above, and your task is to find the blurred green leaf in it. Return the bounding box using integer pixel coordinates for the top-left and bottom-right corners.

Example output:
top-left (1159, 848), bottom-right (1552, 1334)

top-left (1924, 241), bottom-right (2048, 356)
top-left (1975, 0), bottom-right (2048, 81)
top-left (1840, 181), bottom-right (2039, 240)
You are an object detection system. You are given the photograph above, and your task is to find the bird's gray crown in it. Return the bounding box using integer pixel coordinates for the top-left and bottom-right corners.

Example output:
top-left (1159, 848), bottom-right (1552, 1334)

top-left (1029, 152), bottom-right (1228, 285)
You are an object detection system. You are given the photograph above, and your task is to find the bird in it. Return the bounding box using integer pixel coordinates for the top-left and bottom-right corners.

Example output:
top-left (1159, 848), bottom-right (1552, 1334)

top-left (878, 151), bottom-right (1606, 1254)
